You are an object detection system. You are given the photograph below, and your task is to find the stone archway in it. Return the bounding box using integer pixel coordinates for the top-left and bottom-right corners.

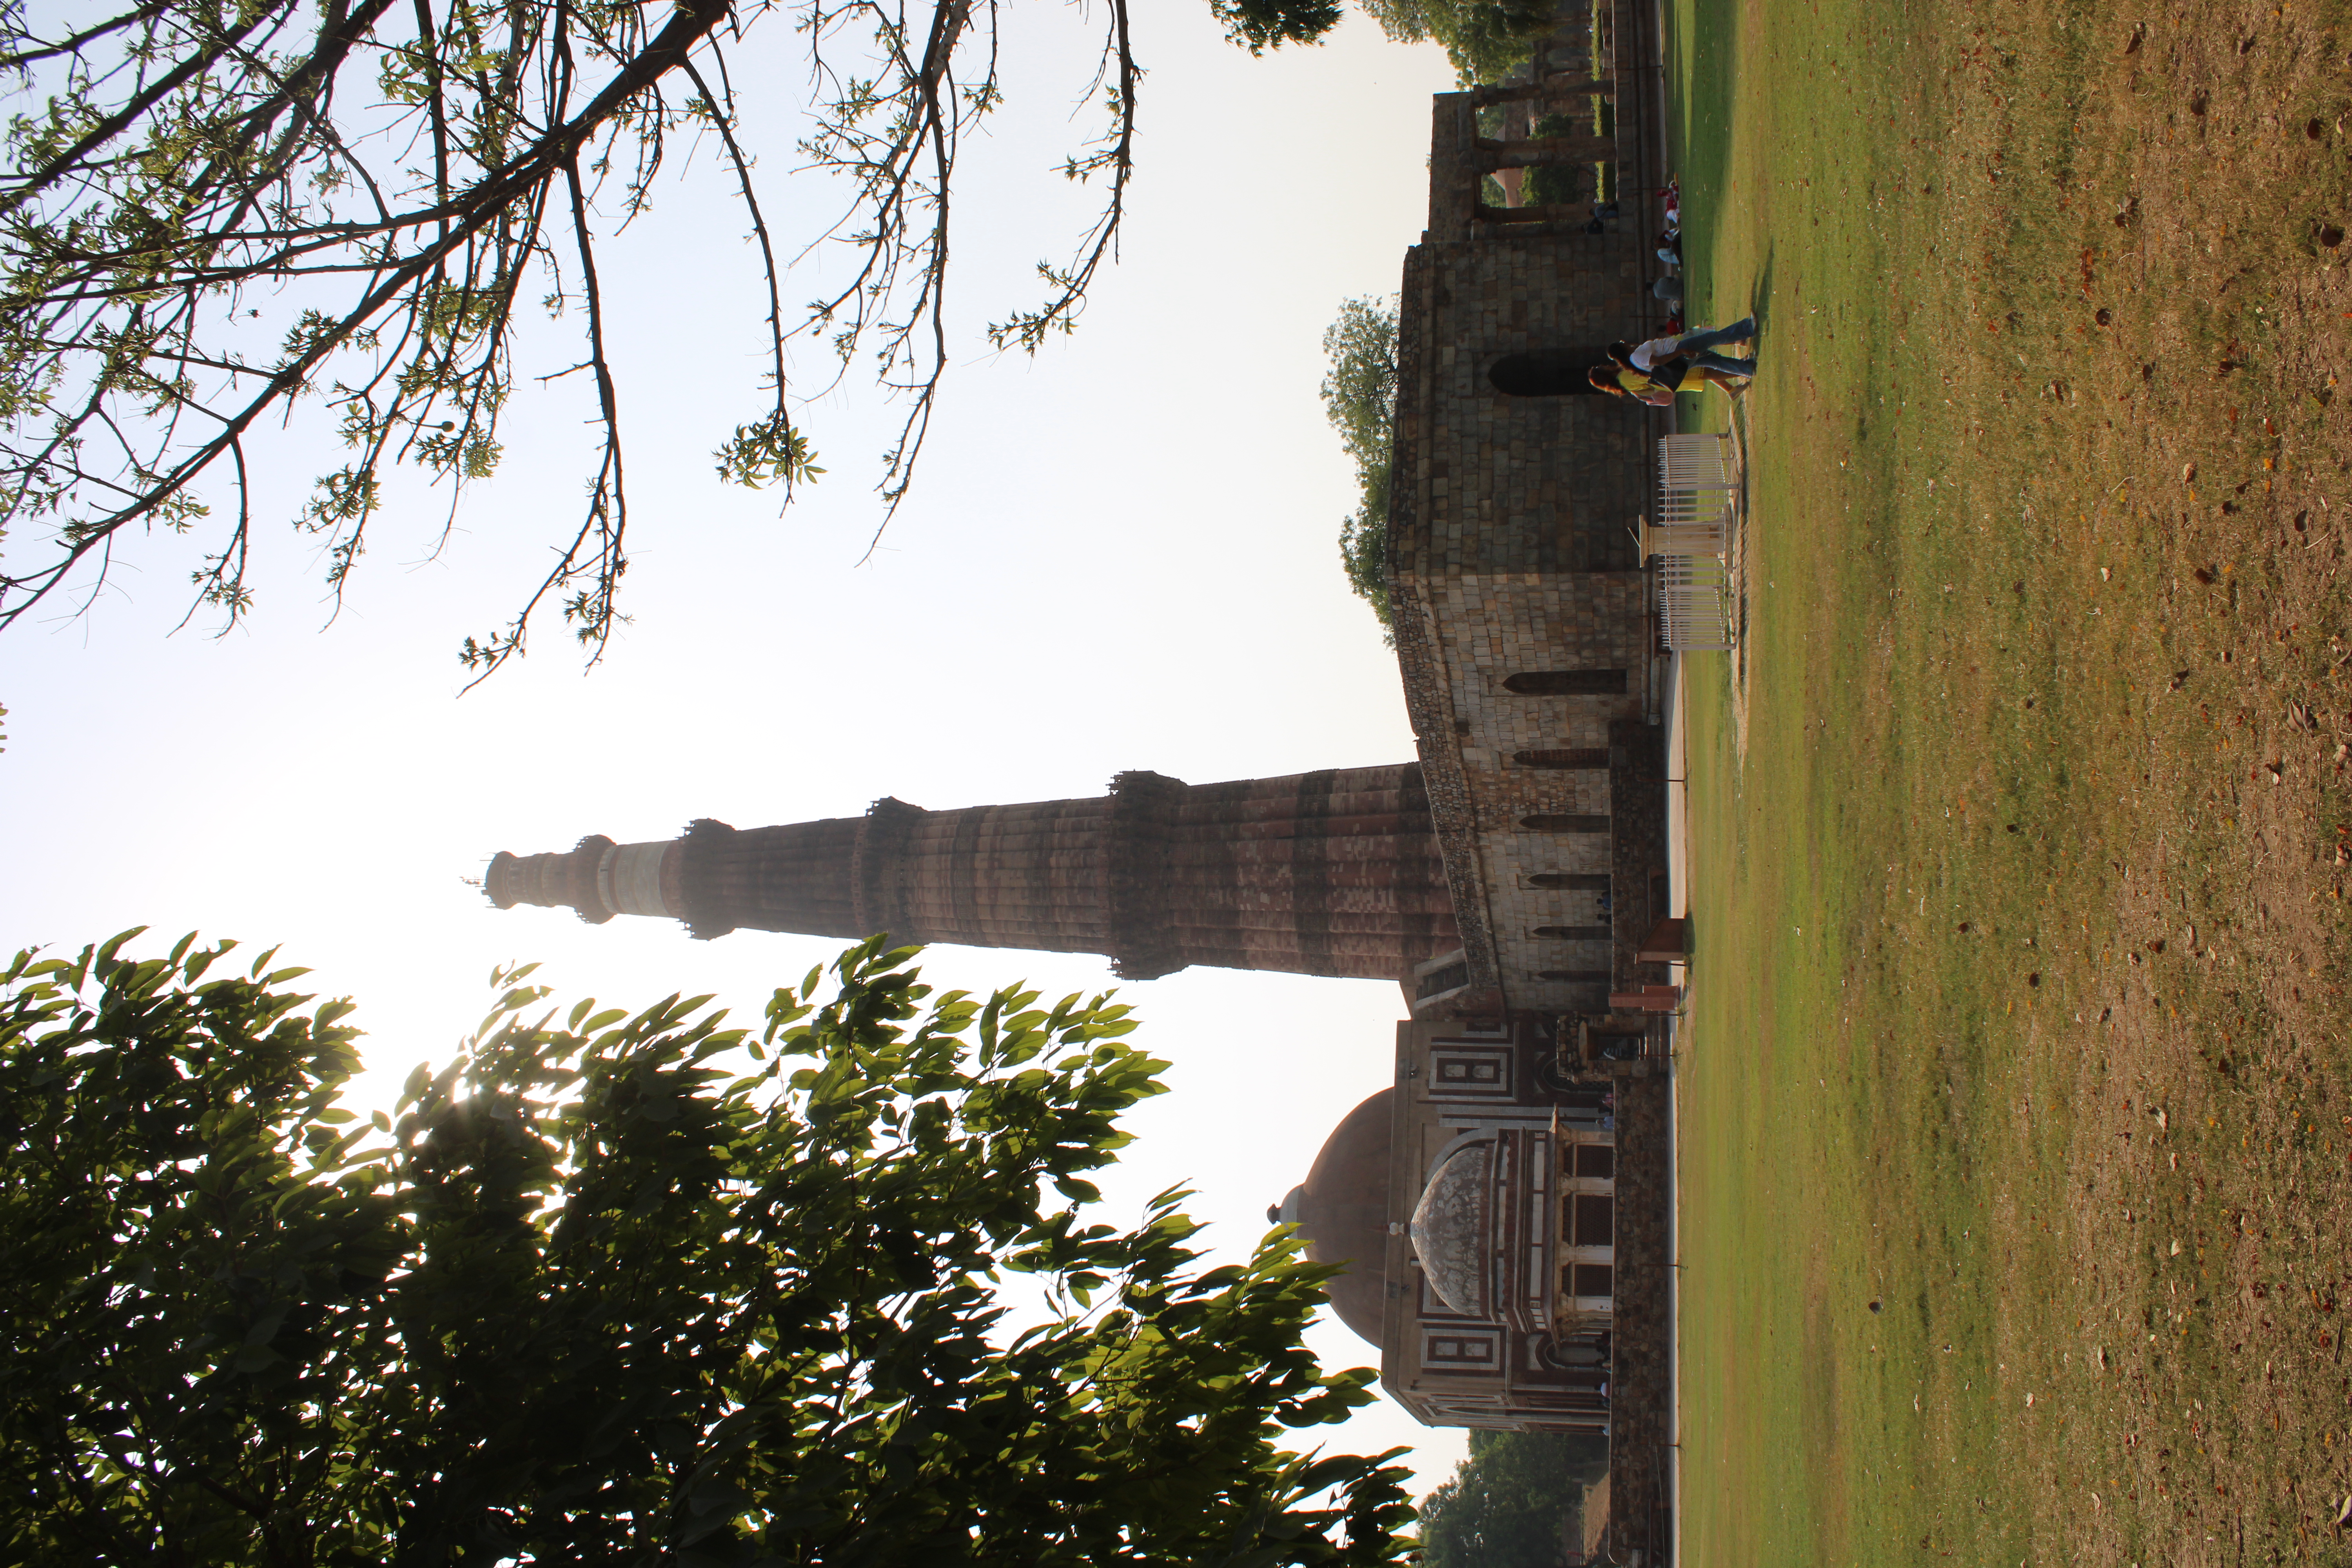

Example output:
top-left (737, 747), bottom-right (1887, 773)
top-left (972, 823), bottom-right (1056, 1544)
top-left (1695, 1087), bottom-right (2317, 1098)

top-left (1487, 347), bottom-right (1616, 396)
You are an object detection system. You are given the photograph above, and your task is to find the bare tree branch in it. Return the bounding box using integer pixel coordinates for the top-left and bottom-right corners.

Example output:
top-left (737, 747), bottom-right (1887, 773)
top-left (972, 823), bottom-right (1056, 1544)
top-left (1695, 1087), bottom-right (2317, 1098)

top-left (0, 0), bottom-right (1324, 679)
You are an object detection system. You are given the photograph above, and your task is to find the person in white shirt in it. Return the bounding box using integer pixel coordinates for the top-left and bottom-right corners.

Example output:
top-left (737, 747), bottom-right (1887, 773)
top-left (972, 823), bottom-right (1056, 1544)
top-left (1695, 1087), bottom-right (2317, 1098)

top-left (1588, 359), bottom-right (1749, 406)
top-left (1626, 315), bottom-right (1757, 373)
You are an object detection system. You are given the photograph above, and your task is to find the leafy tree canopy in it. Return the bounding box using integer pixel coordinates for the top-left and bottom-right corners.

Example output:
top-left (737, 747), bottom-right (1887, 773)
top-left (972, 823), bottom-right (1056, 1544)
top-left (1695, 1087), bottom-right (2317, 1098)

top-left (1349, 0), bottom-right (1557, 84)
top-left (0, 930), bottom-right (1416, 1565)
top-left (0, 0), bottom-right (1340, 680)
top-left (1414, 1428), bottom-right (1606, 1567)
top-left (1524, 112), bottom-right (1594, 205)
top-left (1321, 295), bottom-right (1396, 641)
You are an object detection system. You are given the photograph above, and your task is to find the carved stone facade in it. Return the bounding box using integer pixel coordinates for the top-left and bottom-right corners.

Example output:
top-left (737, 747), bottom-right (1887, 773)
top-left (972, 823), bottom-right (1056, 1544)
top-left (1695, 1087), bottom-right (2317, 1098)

top-left (1372, 1017), bottom-right (1620, 1433)
top-left (1367, 0), bottom-right (1678, 1555)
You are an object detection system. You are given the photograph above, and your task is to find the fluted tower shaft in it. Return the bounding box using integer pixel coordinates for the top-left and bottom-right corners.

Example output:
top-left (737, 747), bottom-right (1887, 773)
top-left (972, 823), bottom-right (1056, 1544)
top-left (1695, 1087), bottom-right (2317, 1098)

top-left (486, 765), bottom-right (1460, 982)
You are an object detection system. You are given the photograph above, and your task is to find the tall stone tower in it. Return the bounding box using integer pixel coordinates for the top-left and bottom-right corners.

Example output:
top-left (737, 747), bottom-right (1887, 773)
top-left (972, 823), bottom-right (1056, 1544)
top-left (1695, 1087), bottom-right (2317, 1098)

top-left (486, 764), bottom-right (1460, 983)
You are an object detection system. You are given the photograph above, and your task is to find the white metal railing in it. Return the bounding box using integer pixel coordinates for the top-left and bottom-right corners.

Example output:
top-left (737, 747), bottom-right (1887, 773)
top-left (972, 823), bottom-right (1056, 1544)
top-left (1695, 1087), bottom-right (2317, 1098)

top-left (1658, 431), bottom-right (1731, 488)
top-left (1657, 563), bottom-right (1734, 651)
top-left (1649, 434), bottom-right (1737, 650)
top-left (1652, 433), bottom-right (1733, 554)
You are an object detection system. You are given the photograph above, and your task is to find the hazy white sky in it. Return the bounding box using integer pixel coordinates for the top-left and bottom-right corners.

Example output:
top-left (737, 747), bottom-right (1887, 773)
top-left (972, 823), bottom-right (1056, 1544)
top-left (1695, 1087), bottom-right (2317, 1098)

top-left (3, 2), bottom-right (1471, 1486)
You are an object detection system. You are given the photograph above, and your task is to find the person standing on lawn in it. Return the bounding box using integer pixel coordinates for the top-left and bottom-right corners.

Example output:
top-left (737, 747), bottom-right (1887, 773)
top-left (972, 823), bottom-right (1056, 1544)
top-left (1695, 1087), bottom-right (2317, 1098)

top-left (1617, 316), bottom-right (1758, 376)
top-left (1587, 356), bottom-right (1751, 405)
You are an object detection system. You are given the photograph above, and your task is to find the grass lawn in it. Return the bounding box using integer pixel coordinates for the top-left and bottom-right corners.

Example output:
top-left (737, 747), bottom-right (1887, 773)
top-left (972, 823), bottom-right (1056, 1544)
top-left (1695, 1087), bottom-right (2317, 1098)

top-left (1664, 0), bottom-right (2352, 1561)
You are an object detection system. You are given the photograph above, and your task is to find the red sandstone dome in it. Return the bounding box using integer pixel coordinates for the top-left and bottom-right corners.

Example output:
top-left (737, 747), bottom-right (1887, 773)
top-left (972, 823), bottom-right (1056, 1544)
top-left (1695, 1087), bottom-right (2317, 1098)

top-left (1276, 1089), bottom-right (1395, 1347)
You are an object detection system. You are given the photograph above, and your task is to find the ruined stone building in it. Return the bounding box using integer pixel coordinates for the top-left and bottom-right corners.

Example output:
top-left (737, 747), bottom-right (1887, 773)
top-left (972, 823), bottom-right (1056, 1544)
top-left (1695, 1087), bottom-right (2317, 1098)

top-left (1343, 0), bottom-right (1677, 1547)
top-left (489, 0), bottom-right (1676, 1554)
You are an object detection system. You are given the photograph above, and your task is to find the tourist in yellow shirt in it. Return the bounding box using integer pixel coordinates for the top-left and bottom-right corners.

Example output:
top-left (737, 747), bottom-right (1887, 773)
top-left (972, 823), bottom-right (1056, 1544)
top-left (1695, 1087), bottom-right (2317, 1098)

top-left (1587, 359), bottom-right (1749, 405)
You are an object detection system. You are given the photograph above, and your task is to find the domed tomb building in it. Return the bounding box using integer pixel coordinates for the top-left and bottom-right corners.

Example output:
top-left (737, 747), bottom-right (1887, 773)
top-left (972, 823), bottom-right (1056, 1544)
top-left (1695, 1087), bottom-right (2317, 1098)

top-left (1276, 1015), bottom-right (1653, 1439)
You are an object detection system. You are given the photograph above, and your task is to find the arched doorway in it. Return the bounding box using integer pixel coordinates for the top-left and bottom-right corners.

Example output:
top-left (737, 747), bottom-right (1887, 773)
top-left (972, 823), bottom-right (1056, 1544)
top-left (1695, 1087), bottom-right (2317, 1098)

top-left (1487, 347), bottom-right (1614, 396)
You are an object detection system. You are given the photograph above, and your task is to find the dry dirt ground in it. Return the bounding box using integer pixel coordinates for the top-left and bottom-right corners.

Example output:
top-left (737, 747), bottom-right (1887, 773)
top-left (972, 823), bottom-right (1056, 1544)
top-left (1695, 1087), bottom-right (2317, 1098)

top-left (1670, 0), bottom-right (2352, 1563)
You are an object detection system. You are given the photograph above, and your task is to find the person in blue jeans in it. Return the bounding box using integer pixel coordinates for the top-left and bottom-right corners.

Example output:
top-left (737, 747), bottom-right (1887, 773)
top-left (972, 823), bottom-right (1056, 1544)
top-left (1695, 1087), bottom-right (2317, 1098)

top-left (1614, 314), bottom-right (1758, 379)
top-left (1588, 355), bottom-right (1747, 406)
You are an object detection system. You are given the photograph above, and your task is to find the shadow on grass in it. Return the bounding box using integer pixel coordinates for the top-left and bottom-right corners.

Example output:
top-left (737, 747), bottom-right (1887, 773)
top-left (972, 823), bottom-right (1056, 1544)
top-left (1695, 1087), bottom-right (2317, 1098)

top-left (1748, 240), bottom-right (1776, 328)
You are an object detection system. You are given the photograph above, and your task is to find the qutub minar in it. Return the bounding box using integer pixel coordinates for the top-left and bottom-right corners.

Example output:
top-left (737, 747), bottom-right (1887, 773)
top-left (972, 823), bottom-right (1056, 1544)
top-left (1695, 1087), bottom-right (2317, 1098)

top-left (486, 765), bottom-right (1461, 984)
top-left (493, 3), bottom-right (1681, 1555)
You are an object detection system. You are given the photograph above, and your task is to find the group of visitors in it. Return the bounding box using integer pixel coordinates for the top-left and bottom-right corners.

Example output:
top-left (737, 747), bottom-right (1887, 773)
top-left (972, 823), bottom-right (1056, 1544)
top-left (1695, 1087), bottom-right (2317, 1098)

top-left (1586, 176), bottom-right (1759, 406)
top-left (1588, 316), bottom-right (1759, 405)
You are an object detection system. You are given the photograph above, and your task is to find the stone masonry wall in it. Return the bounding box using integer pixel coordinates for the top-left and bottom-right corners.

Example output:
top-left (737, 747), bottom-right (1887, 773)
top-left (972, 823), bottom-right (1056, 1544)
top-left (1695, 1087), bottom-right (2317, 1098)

top-left (1443, 577), bottom-right (1655, 1013)
top-left (1603, 1067), bottom-right (1671, 1563)
top-left (1608, 716), bottom-right (1670, 992)
top-left (1380, 0), bottom-right (1675, 1553)
top-left (1392, 227), bottom-right (1655, 580)
top-left (1388, 199), bottom-right (1664, 1013)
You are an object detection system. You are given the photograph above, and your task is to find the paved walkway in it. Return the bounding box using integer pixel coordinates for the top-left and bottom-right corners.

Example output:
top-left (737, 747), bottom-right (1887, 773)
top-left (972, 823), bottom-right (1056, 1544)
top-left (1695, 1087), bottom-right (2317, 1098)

top-left (1661, 650), bottom-right (1689, 1568)
top-left (1664, 652), bottom-right (1691, 929)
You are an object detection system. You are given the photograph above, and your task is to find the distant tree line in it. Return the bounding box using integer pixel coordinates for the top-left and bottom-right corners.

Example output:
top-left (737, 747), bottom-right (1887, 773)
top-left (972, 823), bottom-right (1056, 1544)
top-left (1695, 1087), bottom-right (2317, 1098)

top-left (1352, 0), bottom-right (1561, 84)
top-left (1415, 1429), bottom-right (1608, 1567)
